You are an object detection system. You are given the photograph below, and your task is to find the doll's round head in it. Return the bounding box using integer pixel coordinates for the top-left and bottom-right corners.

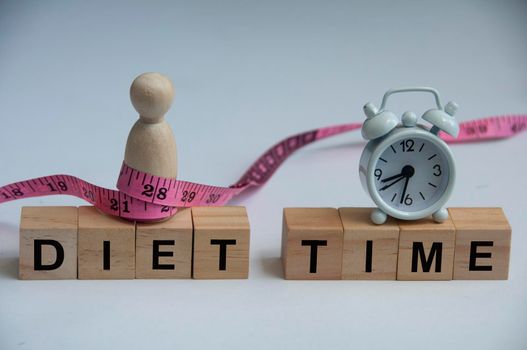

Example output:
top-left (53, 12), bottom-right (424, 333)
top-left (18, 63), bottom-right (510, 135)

top-left (130, 72), bottom-right (175, 123)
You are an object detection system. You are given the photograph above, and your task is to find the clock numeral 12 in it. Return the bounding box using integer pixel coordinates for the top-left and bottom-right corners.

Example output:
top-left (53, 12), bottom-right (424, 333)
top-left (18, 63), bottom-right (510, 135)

top-left (400, 139), bottom-right (415, 152)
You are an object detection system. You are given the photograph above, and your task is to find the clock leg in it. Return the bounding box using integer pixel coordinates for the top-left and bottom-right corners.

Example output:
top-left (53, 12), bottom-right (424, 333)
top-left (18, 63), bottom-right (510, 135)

top-left (371, 208), bottom-right (387, 225)
top-left (433, 208), bottom-right (449, 223)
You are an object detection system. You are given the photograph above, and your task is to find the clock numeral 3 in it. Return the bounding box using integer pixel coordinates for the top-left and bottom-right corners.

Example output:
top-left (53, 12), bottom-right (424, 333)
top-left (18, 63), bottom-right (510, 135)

top-left (433, 164), bottom-right (442, 176)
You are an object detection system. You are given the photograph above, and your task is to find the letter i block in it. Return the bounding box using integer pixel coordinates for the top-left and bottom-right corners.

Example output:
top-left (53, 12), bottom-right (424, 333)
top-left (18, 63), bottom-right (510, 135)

top-left (397, 216), bottom-right (456, 281)
top-left (136, 208), bottom-right (193, 279)
top-left (450, 208), bottom-right (511, 280)
top-left (282, 208), bottom-right (343, 280)
top-left (192, 207), bottom-right (250, 279)
top-left (78, 206), bottom-right (135, 279)
top-left (339, 208), bottom-right (399, 280)
top-left (19, 206), bottom-right (78, 280)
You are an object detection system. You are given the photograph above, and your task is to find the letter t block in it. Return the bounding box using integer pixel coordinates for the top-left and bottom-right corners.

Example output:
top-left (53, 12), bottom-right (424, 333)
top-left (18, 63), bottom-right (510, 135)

top-left (282, 208), bottom-right (343, 280)
top-left (192, 207), bottom-right (250, 279)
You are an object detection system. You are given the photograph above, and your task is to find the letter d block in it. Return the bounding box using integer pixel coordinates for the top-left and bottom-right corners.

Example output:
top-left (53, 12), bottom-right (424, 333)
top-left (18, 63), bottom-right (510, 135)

top-left (450, 208), bottom-right (511, 280)
top-left (397, 216), bottom-right (456, 281)
top-left (19, 206), bottom-right (78, 280)
top-left (78, 206), bottom-right (135, 279)
top-left (282, 208), bottom-right (343, 280)
top-left (136, 209), bottom-right (193, 279)
top-left (192, 207), bottom-right (250, 279)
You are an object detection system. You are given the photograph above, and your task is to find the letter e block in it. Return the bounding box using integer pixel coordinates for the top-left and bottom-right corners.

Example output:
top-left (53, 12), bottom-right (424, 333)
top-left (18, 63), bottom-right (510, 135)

top-left (282, 208), bottom-right (343, 280)
top-left (136, 208), bottom-right (193, 279)
top-left (397, 216), bottom-right (455, 281)
top-left (78, 206), bottom-right (135, 279)
top-left (450, 208), bottom-right (511, 280)
top-left (339, 208), bottom-right (399, 280)
top-left (192, 207), bottom-right (250, 279)
top-left (19, 206), bottom-right (78, 280)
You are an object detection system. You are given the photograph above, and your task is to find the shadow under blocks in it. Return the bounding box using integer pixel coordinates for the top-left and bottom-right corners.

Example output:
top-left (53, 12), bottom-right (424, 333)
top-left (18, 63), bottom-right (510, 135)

top-left (281, 207), bottom-right (511, 280)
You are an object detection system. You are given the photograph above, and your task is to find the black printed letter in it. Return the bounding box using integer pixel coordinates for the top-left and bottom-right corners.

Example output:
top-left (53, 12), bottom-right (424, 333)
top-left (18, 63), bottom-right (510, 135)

top-left (365, 240), bottom-right (373, 273)
top-left (411, 242), bottom-right (443, 273)
top-left (469, 241), bottom-right (493, 271)
top-left (153, 240), bottom-right (175, 270)
top-left (301, 240), bottom-right (328, 273)
top-left (103, 241), bottom-right (111, 270)
top-left (34, 239), bottom-right (64, 271)
top-left (211, 239), bottom-right (236, 270)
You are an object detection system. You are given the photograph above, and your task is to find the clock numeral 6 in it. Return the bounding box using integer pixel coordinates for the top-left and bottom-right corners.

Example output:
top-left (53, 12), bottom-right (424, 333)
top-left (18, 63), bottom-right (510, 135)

top-left (404, 194), bottom-right (413, 206)
top-left (374, 169), bottom-right (382, 180)
top-left (433, 164), bottom-right (441, 176)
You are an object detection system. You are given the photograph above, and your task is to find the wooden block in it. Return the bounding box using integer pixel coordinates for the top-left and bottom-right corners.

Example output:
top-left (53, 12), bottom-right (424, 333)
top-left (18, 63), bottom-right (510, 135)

top-left (192, 207), bottom-right (250, 279)
top-left (339, 208), bottom-right (399, 280)
top-left (282, 208), bottom-right (343, 280)
top-left (136, 208), bottom-right (193, 279)
top-left (19, 206), bottom-right (78, 280)
top-left (397, 216), bottom-right (456, 281)
top-left (77, 206), bottom-right (135, 279)
top-left (450, 208), bottom-right (511, 280)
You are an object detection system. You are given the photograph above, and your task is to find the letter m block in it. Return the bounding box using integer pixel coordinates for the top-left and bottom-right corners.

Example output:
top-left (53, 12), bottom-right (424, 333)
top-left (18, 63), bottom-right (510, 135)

top-left (397, 216), bottom-right (456, 281)
top-left (19, 207), bottom-right (78, 280)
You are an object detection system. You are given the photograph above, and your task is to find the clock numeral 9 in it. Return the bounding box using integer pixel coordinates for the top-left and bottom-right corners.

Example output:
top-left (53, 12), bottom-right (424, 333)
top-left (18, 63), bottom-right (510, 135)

top-left (374, 169), bottom-right (382, 180)
top-left (404, 194), bottom-right (413, 206)
top-left (400, 139), bottom-right (415, 152)
top-left (433, 164), bottom-right (441, 176)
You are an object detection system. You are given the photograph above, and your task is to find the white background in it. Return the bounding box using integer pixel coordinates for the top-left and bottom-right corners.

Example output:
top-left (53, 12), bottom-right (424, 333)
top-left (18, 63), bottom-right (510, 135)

top-left (0, 1), bottom-right (526, 349)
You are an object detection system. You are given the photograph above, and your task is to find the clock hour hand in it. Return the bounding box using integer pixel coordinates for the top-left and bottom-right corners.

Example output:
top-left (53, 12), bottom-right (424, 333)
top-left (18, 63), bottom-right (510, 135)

top-left (379, 175), bottom-right (405, 191)
top-left (381, 173), bottom-right (404, 183)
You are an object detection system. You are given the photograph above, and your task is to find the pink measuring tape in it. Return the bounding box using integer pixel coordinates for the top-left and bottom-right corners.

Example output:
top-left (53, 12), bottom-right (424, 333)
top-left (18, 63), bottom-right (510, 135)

top-left (0, 114), bottom-right (526, 221)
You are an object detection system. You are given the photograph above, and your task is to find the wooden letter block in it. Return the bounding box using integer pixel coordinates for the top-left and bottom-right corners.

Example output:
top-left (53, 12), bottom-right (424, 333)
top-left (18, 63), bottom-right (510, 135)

top-left (397, 216), bottom-right (456, 281)
top-left (78, 206), bottom-right (135, 279)
top-left (136, 208), bottom-right (193, 279)
top-left (450, 208), bottom-right (511, 280)
top-left (282, 208), bottom-right (343, 280)
top-left (339, 208), bottom-right (399, 280)
top-left (19, 206), bottom-right (78, 280)
top-left (192, 207), bottom-right (250, 279)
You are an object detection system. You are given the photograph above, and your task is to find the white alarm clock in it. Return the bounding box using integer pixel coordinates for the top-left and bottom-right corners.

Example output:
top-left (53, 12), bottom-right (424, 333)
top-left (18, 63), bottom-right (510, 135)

top-left (359, 87), bottom-right (460, 225)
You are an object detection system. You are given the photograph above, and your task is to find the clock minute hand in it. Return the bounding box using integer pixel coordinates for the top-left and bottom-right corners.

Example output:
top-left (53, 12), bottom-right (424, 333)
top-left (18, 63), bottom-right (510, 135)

top-left (399, 176), bottom-right (410, 204)
top-left (379, 175), bottom-right (405, 191)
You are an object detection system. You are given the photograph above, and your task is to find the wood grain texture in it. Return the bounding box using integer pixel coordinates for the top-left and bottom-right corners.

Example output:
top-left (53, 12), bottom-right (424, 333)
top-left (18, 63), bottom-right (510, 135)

top-left (19, 206), bottom-right (78, 280)
top-left (339, 208), bottom-right (399, 280)
top-left (77, 206), bottom-right (135, 279)
top-left (397, 216), bottom-right (456, 281)
top-left (136, 208), bottom-right (193, 279)
top-left (450, 208), bottom-right (511, 280)
top-left (192, 207), bottom-right (250, 279)
top-left (282, 208), bottom-right (343, 280)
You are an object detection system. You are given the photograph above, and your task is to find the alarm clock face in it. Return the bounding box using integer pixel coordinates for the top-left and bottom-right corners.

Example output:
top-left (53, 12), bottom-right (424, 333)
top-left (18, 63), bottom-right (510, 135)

top-left (372, 135), bottom-right (451, 213)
